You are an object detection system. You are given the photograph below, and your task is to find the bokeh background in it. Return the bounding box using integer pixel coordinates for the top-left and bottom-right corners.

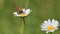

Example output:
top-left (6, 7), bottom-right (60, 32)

top-left (0, 0), bottom-right (60, 34)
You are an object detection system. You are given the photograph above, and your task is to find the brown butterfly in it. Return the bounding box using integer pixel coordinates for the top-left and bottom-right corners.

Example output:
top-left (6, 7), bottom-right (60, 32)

top-left (17, 6), bottom-right (23, 14)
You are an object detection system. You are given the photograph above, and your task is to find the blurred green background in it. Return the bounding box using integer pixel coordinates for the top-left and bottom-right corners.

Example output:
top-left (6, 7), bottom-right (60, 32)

top-left (0, 0), bottom-right (60, 34)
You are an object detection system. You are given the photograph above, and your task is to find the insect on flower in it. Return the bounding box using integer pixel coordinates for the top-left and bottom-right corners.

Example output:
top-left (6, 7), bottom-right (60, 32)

top-left (17, 7), bottom-right (23, 14)
top-left (13, 6), bottom-right (31, 17)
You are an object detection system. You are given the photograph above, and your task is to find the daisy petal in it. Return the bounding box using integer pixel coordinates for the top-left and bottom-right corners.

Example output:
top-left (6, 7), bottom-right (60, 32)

top-left (52, 19), bottom-right (59, 27)
top-left (23, 9), bottom-right (25, 12)
top-left (25, 9), bottom-right (31, 15)
top-left (46, 31), bottom-right (49, 33)
top-left (13, 12), bottom-right (21, 16)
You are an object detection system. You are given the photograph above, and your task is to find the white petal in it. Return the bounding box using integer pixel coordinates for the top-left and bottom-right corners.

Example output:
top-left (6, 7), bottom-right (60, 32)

top-left (41, 25), bottom-right (47, 29)
top-left (13, 12), bottom-right (17, 15)
top-left (13, 12), bottom-right (21, 16)
top-left (41, 24), bottom-right (48, 32)
top-left (41, 29), bottom-right (45, 31)
top-left (41, 23), bottom-right (47, 29)
top-left (46, 31), bottom-right (49, 33)
top-left (44, 21), bottom-right (48, 24)
top-left (48, 19), bottom-right (51, 24)
top-left (55, 27), bottom-right (58, 30)
top-left (23, 9), bottom-right (25, 12)
top-left (25, 9), bottom-right (31, 15)
top-left (50, 30), bottom-right (55, 32)
top-left (43, 19), bottom-right (51, 26)
top-left (52, 19), bottom-right (59, 27)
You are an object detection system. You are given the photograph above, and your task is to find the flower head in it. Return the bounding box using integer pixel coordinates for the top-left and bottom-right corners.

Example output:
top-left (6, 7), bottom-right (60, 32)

top-left (41, 19), bottom-right (59, 33)
top-left (13, 7), bottom-right (31, 17)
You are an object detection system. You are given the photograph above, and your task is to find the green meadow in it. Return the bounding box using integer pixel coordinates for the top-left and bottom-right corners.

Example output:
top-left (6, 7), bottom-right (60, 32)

top-left (0, 0), bottom-right (60, 34)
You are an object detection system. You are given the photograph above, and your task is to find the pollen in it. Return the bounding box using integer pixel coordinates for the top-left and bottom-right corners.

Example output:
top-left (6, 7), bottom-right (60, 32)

top-left (20, 13), bottom-right (26, 17)
top-left (48, 26), bottom-right (54, 31)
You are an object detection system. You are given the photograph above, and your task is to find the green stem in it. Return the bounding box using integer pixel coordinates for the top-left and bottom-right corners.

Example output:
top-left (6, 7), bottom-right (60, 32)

top-left (50, 32), bottom-right (52, 34)
top-left (20, 0), bottom-right (29, 34)
top-left (20, 17), bottom-right (25, 34)
top-left (22, 17), bottom-right (25, 24)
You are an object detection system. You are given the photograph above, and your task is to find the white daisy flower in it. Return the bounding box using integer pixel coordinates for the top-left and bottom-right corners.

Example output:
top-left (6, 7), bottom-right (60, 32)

top-left (41, 19), bottom-right (59, 33)
top-left (13, 7), bottom-right (31, 17)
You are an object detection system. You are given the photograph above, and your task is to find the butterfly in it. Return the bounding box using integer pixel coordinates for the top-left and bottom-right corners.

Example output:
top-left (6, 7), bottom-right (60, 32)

top-left (17, 6), bottom-right (23, 14)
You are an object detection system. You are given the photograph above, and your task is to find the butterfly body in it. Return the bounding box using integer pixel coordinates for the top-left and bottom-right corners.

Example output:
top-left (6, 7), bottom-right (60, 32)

top-left (17, 7), bottom-right (23, 14)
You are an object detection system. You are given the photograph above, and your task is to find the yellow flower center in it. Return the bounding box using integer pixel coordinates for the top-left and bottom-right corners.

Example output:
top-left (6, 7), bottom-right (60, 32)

top-left (20, 13), bottom-right (26, 17)
top-left (48, 26), bottom-right (54, 31)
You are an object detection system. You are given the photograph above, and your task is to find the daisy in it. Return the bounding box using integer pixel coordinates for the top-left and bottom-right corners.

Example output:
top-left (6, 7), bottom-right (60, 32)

top-left (41, 19), bottom-right (59, 33)
top-left (13, 7), bottom-right (31, 17)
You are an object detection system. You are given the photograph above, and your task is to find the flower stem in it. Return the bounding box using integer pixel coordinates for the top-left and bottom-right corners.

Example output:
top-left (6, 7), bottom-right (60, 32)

top-left (20, 0), bottom-right (29, 34)
top-left (22, 17), bottom-right (25, 24)
top-left (50, 32), bottom-right (52, 34)
top-left (20, 17), bottom-right (25, 34)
